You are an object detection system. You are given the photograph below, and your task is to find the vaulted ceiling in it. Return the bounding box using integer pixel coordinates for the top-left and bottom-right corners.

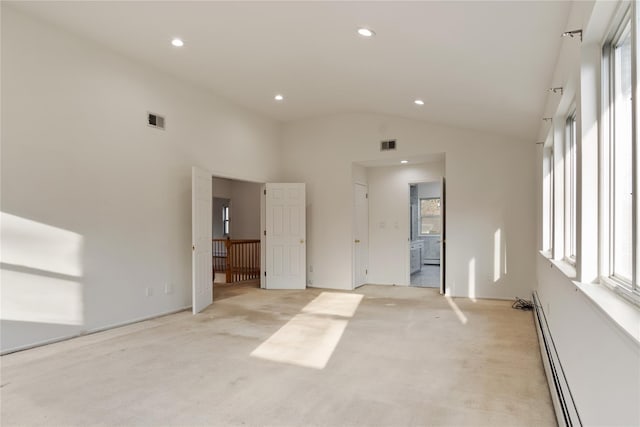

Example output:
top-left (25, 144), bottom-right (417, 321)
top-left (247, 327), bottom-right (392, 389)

top-left (10, 1), bottom-right (572, 140)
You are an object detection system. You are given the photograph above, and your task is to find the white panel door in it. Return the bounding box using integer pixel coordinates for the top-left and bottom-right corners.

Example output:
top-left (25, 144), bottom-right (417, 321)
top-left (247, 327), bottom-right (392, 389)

top-left (192, 166), bottom-right (213, 313)
top-left (265, 183), bottom-right (306, 289)
top-left (353, 183), bottom-right (369, 288)
top-left (440, 177), bottom-right (446, 295)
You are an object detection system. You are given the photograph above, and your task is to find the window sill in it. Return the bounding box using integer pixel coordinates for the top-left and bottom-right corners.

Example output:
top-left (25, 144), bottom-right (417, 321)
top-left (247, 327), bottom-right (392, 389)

top-left (538, 251), bottom-right (577, 278)
top-left (540, 249), bottom-right (552, 259)
top-left (600, 276), bottom-right (640, 307)
top-left (551, 258), bottom-right (577, 280)
top-left (574, 281), bottom-right (640, 345)
top-left (539, 251), bottom-right (640, 346)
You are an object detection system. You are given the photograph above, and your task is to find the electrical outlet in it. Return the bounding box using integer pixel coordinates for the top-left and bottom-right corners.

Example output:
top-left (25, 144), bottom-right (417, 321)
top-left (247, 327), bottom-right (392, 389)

top-left (309, 265), bottom-right (313, 273)
top-left (164, 283), bottom-right (173, 294)
top-left (145, 287), bottom-right (153, 297)
top-left (307, 279), bottom-right (313, 285)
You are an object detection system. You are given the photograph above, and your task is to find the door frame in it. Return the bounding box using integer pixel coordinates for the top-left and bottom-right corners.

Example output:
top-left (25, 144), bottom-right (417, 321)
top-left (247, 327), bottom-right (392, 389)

top-left (406, 178), bottom-right (446, 293)
top-left (352, 182), bottom-right (369, 289)
top-left (194, 169), bottom-right (266, 307)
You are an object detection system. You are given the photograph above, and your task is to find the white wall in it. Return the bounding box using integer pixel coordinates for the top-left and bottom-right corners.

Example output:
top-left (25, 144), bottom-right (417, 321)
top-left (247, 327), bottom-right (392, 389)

top-left (228, 180), bottom-right (261, 240)
top-left (417, 181), bottom-right (440, 199)
top-left (211, 178), bottom-right (261, 240)
top-left (367, 162), bottom-right (443, 284)
top-left (536, 255), bottom-right (639, 425)
top-left (281, 113), bottom-right (536, 298)
top-left (212, 197), bottom-right (229, 239)
top-left (213, 177), bottom-right (232, 239)
top-left (0, 6), bottom-right (281, 353)
top-left (533, 1), bottom-right (640, 425)
top-left (212, 178), bottom-right (232, 199)
top-left (352, 163), bottom-right (368, 186)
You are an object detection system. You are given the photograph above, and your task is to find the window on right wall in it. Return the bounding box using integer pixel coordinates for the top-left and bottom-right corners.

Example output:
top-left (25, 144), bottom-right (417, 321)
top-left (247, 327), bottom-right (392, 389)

top-left (543, 145), bottom-right (554, 254)
top-left (565, 112), bottom-right (577, 264)
top-left (603, 7), bottom-right (638, 303)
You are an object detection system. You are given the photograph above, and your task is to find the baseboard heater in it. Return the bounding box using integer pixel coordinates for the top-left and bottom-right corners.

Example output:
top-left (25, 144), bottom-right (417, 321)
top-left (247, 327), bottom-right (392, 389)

top-left (532, 291), bottom-right (582, 427)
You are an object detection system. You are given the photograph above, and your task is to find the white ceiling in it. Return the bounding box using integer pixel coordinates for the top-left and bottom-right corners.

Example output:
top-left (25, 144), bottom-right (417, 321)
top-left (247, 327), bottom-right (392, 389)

top-left (10, 1), bottom-right (571, 141)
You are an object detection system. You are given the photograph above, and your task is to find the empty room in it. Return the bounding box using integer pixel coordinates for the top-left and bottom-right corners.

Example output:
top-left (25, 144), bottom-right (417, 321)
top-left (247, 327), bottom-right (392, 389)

top-left (1, 1), bottom-right (639, 426)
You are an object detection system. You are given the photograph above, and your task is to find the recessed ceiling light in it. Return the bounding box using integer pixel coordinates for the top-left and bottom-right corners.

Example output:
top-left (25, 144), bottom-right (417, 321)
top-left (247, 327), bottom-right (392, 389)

top-left (357, 28), bottom-right (375, 37)
top-left (414, 99), bottom-right (425, 106)
top-left (401, 160), bottom-right (408, 164)
top-left (171, 38), bottom-right (184, 47)
top-left (274, 94), bottom-right (284, 101)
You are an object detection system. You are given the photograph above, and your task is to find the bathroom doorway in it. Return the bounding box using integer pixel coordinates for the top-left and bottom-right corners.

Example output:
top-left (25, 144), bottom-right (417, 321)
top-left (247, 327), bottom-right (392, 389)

top-left (409, 179), bottom-right (443, 289)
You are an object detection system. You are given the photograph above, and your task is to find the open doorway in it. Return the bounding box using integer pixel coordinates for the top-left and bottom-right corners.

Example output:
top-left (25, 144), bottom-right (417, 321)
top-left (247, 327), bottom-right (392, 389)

top-left (212, 177), bottom-right (262, 289)
top-left (409, 180), bottom-right (443, 288)
top-left (192, 168), bottom-right (307, 314)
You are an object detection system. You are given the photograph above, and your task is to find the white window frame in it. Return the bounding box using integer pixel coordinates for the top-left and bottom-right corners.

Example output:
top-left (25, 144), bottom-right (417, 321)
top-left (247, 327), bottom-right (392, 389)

top-left (419, 197), bottom-right (442, 236)
top-left (222, 206), bottom-right (230, 236)
top-left (564, 111), bottom-right (577, 265)
top-left (543, 144), bottom-right (554, 254)
top-left (601, 4), bottom-right (640, 304)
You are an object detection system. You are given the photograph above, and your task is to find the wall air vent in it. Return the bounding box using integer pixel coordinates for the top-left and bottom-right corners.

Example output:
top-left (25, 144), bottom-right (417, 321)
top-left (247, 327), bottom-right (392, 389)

top-left (147, 112), bottom-right (165, 130)
top-left (380, 139), bottom-right (397, 151)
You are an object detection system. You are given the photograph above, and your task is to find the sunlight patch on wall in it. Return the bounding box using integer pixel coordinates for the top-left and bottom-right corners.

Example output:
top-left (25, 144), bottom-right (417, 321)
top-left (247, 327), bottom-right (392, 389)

top-left (1, 212), bottom-right (83, 276)
top-left (251, 292), bottom-right (363, 369)
top-left (0, 212), bottom-right (84, 325)
top-left (1, 270), bottom-right (83, 325)
top-left (503, 238), bottom-right (508, 277)
top-left (468, 257), bottom-right (476, 301)
top-left (494, 229), bottom-right (501, 282)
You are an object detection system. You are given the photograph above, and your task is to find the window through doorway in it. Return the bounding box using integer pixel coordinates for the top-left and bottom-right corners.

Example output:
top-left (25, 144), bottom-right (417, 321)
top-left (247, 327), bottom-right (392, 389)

top-left (410, 182), bottom-right (442, 288)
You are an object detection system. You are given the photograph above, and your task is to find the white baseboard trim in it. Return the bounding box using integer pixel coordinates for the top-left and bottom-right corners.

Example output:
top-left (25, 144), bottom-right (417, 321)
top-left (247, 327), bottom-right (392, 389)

top-left (1, 306), bottom-right (191, 355)
top-left (85, 306), bottom-right (191, 335)
top-left (533, 291), bottom-right (582, 427)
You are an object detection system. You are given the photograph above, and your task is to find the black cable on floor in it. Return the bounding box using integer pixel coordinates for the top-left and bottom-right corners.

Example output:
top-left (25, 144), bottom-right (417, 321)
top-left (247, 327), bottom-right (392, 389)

top-left (512, 297), bottom-right (534, 311)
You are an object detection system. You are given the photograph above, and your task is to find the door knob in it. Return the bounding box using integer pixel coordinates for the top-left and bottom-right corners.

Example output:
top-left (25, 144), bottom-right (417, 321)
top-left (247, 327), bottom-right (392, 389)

top-left (355, 239), bottom-right (361, 243)
top-left (300, 239), bottom-right (305, 244)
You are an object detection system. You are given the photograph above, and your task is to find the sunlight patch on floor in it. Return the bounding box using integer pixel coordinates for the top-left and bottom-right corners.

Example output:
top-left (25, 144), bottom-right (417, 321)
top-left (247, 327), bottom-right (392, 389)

top-left (445, 295), bottom-right (468, 325)
top-left (251, 292), bottom-right (363, 369)
top-left (301, 292), bottom-right (363, 317)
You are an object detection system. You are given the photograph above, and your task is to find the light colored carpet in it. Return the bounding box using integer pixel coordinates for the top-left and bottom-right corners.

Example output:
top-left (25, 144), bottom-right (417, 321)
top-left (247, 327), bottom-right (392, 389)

top-left (1, 285), bottom-right (555, 426)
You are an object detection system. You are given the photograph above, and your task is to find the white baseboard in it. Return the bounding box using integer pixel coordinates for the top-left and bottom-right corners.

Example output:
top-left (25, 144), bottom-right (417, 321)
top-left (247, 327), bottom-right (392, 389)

top-left (533, 291), bottom-right (582, 427)
top-left (1, 306), bottom-right (191, 355)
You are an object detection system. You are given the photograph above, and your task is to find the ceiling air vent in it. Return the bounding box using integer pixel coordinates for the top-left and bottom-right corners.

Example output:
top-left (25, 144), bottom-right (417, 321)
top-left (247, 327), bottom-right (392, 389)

top-left (147, 112), bottom-right (165, 130)
top-left (380, 139), bottom-right (397, 151)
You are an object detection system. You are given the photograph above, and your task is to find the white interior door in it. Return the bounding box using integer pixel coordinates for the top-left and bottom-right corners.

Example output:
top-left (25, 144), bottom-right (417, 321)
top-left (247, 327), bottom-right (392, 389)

top-left (353, 183), bottom-right (369, 288)
top-left (192, 166), bottom-right (213, 313)
top-left (265, 183), bottom-right (306, 289)
top-left (440, 177), bottom-right (446, 295)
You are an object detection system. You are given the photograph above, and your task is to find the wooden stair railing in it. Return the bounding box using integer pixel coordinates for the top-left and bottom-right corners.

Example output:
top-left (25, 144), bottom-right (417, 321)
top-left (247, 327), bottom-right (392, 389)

top-left (212, 238), bottom-right (260, 283)
top-left (212, 239), bottom-right (227, 276)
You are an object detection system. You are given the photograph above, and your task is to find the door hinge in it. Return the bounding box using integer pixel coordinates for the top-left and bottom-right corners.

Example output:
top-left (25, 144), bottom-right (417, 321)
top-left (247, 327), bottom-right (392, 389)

top-left (264, 189), bottom-right (266, 195)
top-left (264, 230), bottom-right (266, 236)
top-left (366, 193), bottom-right (368, 199)
top-left (264, 271), bottom-right (267, 277)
